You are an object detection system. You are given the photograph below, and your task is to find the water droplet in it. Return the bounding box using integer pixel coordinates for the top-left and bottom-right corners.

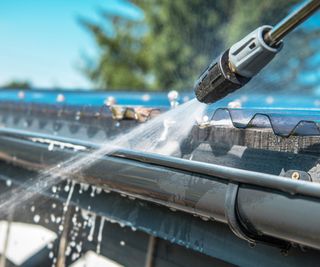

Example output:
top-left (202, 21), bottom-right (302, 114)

top-left (96, 217), bottom-right (105, 254)
top-left (18, 90), bottom-right (25, 99)
top-left (48, 143), bottom-right (54, 151)
top-left (75, 111), bottom-right (81, 121)
top-left (71, 253), bottom-right (79, 261)
top-left (50, 214), bottom-right (56, 223)
top-left (30, 206), bottom-right (35, 212)
top-left (63, 181), bottom-right (75, 212)
top-left (142, 94), bottom-right (151, 102)
top-left (65, 246), bottom-right (71, 256)
top-left (59, 225), bottom-right (64, 231)
top-left (90, 186), bottom-right (96, 197)
top-left (96, 187), bottom-right (102, 194)
top-left (6, 179), bottom-right (12, 187)
top-left (81, 184), bottom-right (90, 191)
top-left (120, 241), bottom-right (125, 246)
top-left (51, 186), bottom-right (57, 193)
top-left (64, 185), bottom-right (70, 192)
top-left (76, 243), bottom-right (82, 253)
top-left (49, 251), bottom-right (54, 259)
top-left (33, 214), bottom-right (40, 223)
top-left (56, 93), bottom-right (65, 103)
top-left (87, 214), bottom-right (96, 242)
top-left (200, 216), bottom-right (209, 221)
top-left (266, 96), bottom-right (274, 105)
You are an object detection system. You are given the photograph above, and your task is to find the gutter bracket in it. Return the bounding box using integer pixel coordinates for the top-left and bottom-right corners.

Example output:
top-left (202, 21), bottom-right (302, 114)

top-left (225, 182), bottom-right (291, 252)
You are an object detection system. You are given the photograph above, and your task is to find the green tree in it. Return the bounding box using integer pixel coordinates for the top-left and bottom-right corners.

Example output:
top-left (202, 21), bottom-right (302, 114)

top-left (1, 80), bottom-right (32, 89)
top-left (81, 14), bottom-right (150, 90)
top-left (82, 0), bottom-right (319, 92)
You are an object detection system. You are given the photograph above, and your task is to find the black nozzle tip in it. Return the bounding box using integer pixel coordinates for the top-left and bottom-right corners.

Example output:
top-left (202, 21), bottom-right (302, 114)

top-left (194, 51), bottom-right (250, 104)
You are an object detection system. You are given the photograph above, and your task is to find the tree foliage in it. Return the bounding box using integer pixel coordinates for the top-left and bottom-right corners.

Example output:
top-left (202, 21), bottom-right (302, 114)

top-left (1, 80), bottom-right (32, 89)
top-left (81, 0), bottom-right (319, 92)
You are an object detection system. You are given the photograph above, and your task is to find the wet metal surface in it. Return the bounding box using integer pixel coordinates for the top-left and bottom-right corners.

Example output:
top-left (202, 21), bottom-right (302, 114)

top-left (1, 98), bottom-right (320, 260)
top-left (0, 130), bottom-right (319, 249)
top-left (2, 100), bottom-right (320, 137)
top-left (206, 108), bottom-right (320, 137)
top-left (1, 166), bottom-right (319, 267)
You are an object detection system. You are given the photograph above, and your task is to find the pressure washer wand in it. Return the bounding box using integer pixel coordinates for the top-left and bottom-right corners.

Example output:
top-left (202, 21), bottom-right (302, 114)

top-left (194, 0), bottom-right (320, 104)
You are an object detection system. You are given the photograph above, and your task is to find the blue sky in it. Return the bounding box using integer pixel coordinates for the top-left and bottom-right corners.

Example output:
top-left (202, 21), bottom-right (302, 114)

top-left (0, 0), bottom-right (141, 89)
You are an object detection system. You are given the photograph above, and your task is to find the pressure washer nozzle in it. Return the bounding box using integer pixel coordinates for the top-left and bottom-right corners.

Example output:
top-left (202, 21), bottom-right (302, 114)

top-left (194, 26), bottom-right (281, 104)
top-left (195, 0), bottom-right (320, 104)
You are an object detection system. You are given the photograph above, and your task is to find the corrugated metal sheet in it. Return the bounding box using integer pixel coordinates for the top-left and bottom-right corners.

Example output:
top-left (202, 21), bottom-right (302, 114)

top-left (207, 108), bottom-right (320, 137)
